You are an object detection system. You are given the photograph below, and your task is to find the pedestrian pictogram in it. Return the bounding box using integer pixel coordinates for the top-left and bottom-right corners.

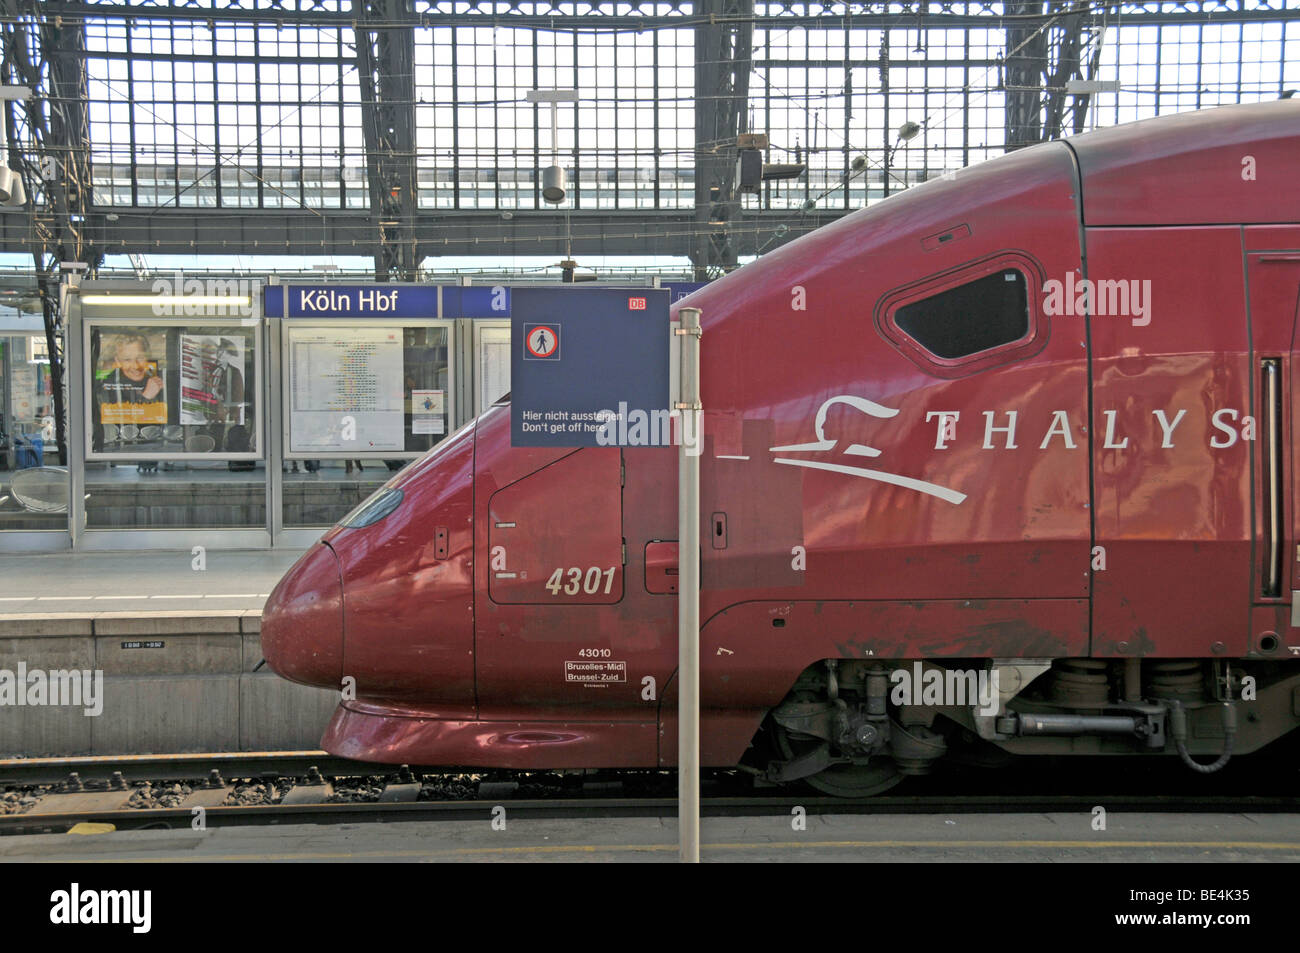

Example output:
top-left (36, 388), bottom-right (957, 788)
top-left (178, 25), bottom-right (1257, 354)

top-left (524, 323), bottom-right (561, 360)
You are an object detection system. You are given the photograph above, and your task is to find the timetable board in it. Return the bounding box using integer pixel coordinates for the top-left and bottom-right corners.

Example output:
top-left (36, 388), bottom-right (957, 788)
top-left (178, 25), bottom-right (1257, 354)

top-left (288, 326), bottom-right (405, 452)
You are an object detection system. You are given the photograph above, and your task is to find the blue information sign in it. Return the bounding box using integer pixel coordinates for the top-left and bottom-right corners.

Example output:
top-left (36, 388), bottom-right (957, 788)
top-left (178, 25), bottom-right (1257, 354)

top-left (662, 281), bottom-right (707, 302)
top-left (287, 284), bottom-right (437, 318)
top-left (265, 285), bottom-right (439, 318)
top-left (511, 288), bottom-right (670, 447)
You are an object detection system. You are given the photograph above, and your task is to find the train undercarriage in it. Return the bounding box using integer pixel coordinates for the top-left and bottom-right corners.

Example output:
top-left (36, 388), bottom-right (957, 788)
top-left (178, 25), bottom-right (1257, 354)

top-left (761, 658), bottom-right (1300, 796)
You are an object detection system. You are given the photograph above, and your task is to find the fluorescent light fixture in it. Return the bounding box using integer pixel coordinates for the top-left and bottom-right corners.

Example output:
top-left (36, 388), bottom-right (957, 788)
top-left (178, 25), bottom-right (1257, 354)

top-left (81, 294), bottom-right (252, 306)
top-left (0, 86), bottom-right (32, 101)
top-left (1066, 79), bottom-right (1122, 94)
top-left (526, 89), bottom-right (579, 103)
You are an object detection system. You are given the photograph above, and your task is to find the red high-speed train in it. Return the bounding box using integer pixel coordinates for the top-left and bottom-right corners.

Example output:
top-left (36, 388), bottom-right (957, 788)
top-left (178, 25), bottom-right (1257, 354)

top-left (264, 101), bottom-right (1300, 795)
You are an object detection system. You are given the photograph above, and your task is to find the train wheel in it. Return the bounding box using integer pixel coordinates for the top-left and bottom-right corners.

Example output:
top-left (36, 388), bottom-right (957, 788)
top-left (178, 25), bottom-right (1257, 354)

top-left (773, 723), bottom-right (903, 797)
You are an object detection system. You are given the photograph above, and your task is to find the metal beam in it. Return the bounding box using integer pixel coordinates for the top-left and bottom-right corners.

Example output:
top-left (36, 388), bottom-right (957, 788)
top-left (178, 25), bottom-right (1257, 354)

top-left (353, 0), bottom-right (419, 280)
top-left (692, 0), bottom-right (754, 280)
top-left (1003, 1), bottom-right (1104, 149)
top-left (0, 208), bottom-right (844, 259)
top-left (0, 1), bottom-right (102, 464)
top-left (38, 0), bottom-right (1300, 29)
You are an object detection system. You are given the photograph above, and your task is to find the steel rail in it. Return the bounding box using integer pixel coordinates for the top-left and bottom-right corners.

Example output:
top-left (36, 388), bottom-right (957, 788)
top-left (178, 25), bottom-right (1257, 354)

top-left (5, 793), bottom-right (1300, 837)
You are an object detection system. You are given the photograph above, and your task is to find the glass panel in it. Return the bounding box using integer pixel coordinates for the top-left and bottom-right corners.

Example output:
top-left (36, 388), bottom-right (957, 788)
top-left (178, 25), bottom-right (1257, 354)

top-left (283, 460), bottom-right (391, 529)
top-left (84, 460), bottom-right (267, 530)
top-left (88, 324), bottom-right (259, 458)
top-left (894, 269), bottom-right (1029, 361)
top-left (402, 326), bottom-right (452, 453)
top-left (283, 323), bottom-right (451, 528)
top-left (1, 336), bottom-right (65, 531)
top-left (478, 325), bottom-right (511, 414)
top-left (286, 324), bottom-right (450, 456)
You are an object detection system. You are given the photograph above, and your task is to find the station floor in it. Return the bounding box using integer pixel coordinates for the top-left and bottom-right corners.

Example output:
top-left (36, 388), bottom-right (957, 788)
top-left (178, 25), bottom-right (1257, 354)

top-left (0, 548), bottom-right (304, 614)
top-left (2, 812), bottom-right (1298, 863)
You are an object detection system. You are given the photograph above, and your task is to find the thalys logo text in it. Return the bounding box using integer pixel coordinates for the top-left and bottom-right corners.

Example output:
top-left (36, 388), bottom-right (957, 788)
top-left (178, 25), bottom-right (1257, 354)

top-left (770, 395), bottom-right (1257, 506)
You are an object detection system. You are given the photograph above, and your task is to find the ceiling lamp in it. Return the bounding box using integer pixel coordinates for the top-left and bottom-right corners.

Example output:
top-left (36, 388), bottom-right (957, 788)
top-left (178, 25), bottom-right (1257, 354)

top-left (527, 89), bottom-right (578, 205)
top-left (4, 173), bottom-right (24, 207)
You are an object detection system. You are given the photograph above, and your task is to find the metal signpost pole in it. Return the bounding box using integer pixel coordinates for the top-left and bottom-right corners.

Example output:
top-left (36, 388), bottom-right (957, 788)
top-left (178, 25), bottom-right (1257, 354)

top-left (676, 306), bottom-right (702, 863)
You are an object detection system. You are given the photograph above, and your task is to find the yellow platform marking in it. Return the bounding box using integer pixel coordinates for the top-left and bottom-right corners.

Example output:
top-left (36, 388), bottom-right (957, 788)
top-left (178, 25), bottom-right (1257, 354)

top-left (66, 822), bottom-right (116, 836)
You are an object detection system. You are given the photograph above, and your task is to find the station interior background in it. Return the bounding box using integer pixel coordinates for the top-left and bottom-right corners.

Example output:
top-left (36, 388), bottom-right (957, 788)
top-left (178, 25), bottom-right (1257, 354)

top-left (0, 0), bottom-right (1297, 551)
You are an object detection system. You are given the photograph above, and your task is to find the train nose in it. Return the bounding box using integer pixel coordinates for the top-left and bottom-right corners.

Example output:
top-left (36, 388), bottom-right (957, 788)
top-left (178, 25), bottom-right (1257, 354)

top-left (262, 542), bottom-right (345, 689)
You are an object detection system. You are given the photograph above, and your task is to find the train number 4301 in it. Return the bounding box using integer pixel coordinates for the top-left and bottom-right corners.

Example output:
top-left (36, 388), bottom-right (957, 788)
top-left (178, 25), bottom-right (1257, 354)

top-left (545, 566), bottom-right (617, 596)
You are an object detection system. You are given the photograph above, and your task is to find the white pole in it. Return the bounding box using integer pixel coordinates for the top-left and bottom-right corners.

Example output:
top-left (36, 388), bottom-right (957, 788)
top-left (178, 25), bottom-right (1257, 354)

top-left (551, 103), bottom-right (560, 165)
top-left (676, 306), bottom-right (702, 863)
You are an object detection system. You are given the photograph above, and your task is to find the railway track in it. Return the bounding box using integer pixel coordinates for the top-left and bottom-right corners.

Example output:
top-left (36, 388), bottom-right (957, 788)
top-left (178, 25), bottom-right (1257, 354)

top-left (2, 751), bottom-right (1299, 836)
top-left (8, 794), bottom-right (1300, 837)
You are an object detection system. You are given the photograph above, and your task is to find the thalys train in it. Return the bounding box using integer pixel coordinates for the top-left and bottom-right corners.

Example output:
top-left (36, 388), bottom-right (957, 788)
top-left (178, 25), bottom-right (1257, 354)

top-left (264, 101), bottom-right (1300, 795)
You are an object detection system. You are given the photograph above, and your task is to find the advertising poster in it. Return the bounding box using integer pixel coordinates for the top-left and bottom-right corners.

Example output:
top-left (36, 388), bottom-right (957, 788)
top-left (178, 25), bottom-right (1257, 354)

top-left (180, 334), bottom-right (247, 425)
top-left (289, 326), bottom-right (405, 452)
top-left (411, 389), bottom-right (445, 435)
top-left (478, 326), bottom-right (511, 411)
top-left (10, 363), bottom-right (35, 423)
top-left (95, 329), bottom-right (168, 426)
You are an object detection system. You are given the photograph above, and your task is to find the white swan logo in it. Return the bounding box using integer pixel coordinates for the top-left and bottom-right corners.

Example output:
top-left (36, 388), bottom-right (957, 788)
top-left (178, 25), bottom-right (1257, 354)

top-left (769, 395), bottom-right (967, 505)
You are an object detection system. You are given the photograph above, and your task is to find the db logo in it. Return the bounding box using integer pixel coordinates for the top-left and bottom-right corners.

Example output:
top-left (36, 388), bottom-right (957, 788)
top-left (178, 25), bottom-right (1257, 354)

top-left (628, 297), bottom-right (647, 311)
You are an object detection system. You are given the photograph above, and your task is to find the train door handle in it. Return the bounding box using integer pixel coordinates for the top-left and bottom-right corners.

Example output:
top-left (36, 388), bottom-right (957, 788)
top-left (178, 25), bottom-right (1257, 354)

top-left (711, 512), bottom-right (728, 550)
top-left (1261, 359), bottom-right (1283, 598)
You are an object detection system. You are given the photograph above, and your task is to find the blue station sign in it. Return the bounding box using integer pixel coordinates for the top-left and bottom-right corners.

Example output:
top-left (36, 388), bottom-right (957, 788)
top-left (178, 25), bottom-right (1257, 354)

top-left (272, 285), bottom-right (439, 318)
top-left (264, 284), bottom-right (512, 318)
top-left (511, 287), bottom-right (670, 448)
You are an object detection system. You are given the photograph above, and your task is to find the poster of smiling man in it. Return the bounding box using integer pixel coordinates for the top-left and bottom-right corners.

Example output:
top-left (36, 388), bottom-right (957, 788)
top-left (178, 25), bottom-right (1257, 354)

top-left (96, 331), bottom-right (168, 425)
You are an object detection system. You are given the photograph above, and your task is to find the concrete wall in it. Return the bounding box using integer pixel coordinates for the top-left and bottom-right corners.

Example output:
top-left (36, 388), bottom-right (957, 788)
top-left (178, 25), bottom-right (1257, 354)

top-left (0, 610), bottom-right (339, 756)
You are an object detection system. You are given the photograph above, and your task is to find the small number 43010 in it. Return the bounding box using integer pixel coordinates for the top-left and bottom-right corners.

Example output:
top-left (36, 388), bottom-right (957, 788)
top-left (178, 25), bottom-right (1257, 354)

top-left (545, 566), bottom-right (616, 596)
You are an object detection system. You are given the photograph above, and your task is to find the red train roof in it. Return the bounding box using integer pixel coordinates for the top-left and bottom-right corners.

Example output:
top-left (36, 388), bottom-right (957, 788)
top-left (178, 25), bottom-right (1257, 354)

top-left (675, 101), bottom-right (1298, 326)
top-left (1065, 99), bottom-right (1300, 226)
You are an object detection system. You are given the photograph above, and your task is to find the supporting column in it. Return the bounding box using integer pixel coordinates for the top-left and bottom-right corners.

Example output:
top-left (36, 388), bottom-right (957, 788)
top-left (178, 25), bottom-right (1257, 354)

top-left (676, 306), bottom-right (702, 863)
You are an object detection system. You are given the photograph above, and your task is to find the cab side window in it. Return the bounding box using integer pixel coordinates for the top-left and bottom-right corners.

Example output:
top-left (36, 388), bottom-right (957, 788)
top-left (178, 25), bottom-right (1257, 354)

top-left (895, 268), bottom-right (1029, 360)
top-left (876, 253), bottom-right (1046, 378)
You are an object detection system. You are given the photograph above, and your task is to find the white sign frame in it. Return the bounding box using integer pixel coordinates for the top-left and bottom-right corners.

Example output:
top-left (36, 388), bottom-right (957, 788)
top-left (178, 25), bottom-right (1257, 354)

top-left (83, 317), bottom-right (264, 463)
top-left (280, 318), bottom-right (456, 461)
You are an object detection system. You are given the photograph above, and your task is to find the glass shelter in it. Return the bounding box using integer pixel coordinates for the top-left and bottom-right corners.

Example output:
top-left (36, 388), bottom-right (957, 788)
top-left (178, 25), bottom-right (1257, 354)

top-left (0, 277), bottom-right (683, 551)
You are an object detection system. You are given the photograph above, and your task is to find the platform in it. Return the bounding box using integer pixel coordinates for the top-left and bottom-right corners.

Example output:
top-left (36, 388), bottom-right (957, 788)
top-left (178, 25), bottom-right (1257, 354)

top-left (0, 548), bottom-right (304, 615)
top-left (0, 547), bottom-right (337, 757)
top-left (2, 811), bottom-right (1298, 863)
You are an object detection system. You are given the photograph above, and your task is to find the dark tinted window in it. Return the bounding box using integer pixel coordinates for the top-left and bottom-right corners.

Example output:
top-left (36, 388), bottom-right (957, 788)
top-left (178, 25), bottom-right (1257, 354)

top-left (894, 268), bottom-right (1029, 360)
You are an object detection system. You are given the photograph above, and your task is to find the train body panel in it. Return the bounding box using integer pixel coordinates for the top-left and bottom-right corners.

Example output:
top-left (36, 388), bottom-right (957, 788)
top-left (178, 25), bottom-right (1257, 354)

top-left (1088, 225), bottom-right (1255, 658)
top-left (322, 701), bottom-right (658, 769)
top-left (263, 102), bottom-right (1300, 784)
top-left (1069, 99), bottom-right (1299, 227)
